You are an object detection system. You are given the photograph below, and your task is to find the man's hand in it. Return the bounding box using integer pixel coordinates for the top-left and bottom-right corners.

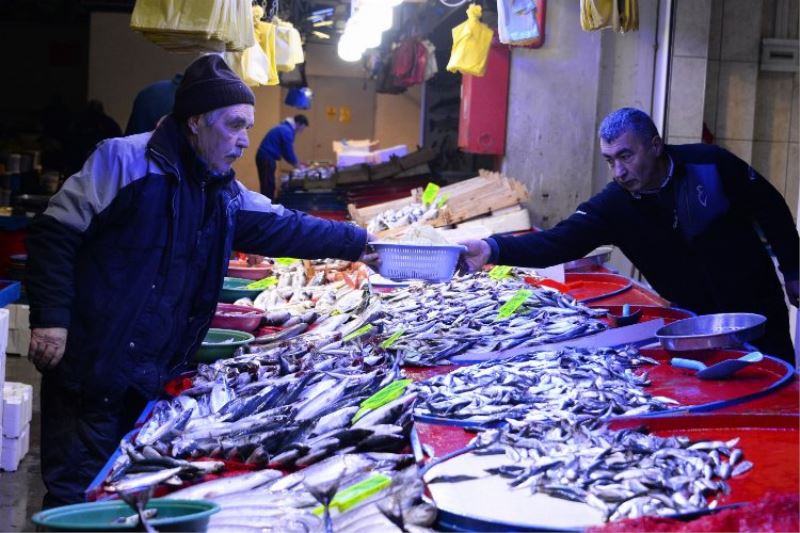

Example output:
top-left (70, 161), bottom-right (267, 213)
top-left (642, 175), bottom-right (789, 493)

top-left (458, 239), bottom-right (491, 273)
top-left (245, 254), bottom-right (264, 266)
top-left (786, 279), bottom-right (799, 307)
top-left (29, 327), bottom-right (68, 372)
top-left (359, 232), bottom-right (380, 268)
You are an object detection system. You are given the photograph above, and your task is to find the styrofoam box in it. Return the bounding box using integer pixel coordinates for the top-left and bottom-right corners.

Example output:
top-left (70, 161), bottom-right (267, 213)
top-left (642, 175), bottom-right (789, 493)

top-left (1, 423), bottom-right (29, 471)
top-left (3, 383), bottom-right (32, 437)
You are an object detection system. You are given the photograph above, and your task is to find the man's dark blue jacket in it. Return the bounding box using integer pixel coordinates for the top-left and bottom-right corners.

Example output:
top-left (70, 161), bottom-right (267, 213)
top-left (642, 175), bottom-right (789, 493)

top-left (26, 115), bottom-right (366, 400)
top-left (487, 144), bottom-right (799, 361)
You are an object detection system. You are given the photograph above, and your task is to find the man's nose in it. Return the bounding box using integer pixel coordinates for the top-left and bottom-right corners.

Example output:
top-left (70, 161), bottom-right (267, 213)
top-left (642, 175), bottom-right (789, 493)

top-left (238, 131), bottom-right (249, 149)
top-left (614, 160), bottom-right (626, 178)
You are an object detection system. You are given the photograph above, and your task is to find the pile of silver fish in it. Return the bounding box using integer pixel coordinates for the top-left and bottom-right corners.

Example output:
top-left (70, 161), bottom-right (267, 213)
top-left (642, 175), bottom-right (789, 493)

top-left (377, 272), bottom-right (607, 365)
top-left (367, 202), bottom-right (439, 233)
top-left (469, 414), bottom-right (751, 522)
top-left (107, 348), bottom-right (416, 487)
top-left (413, 346), bottom-right (678, 424)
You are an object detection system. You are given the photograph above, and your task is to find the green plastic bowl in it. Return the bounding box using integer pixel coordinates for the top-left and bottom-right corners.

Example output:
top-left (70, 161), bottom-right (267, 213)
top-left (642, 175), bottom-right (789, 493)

top-left (219, 276), bottom-right (265, 303)
top-left (32, 498), bottom-right (219, 532)
top-left (193, 328), bottom-right (254, 363)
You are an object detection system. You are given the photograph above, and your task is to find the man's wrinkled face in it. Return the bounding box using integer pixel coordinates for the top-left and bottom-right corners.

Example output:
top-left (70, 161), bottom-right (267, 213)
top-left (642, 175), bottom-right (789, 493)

top-left (188, 104), bottom-right (254, 174)
top-left (600, 130), bottom-right (663, 194)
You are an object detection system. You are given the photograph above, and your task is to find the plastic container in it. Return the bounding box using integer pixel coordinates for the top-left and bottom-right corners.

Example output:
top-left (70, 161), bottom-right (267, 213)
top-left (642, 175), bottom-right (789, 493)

top-left (193, 328), bottom-right (254, 363)
top-left (218, 277), bottom-right (264, 303)
top-left (32, 499), bottom-right (219, 532)
top-left (210, 303), bottom-right (263, 332)
top-left (226, 260), bottom-right (272, 281)
top-left (371, 242), bottom-right (465, 282)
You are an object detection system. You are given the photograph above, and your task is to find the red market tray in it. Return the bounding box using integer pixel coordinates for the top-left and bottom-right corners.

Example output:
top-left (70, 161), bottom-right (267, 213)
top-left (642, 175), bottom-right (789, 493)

top-left (563, 272), bottom-right (633, 302)
top-left (589, 304), bottom-right (695, 326)
top-left (637, 346), bottom-right (794, 414)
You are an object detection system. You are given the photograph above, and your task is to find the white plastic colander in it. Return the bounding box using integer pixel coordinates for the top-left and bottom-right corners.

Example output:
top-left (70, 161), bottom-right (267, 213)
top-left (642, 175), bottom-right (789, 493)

top-left (370, 242), bottom-right (466, 282)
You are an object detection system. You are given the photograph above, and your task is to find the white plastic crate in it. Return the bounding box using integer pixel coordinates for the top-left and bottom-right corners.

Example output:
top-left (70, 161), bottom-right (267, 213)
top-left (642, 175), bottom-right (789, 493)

top-left (372, 242), bottom-right (465, 282)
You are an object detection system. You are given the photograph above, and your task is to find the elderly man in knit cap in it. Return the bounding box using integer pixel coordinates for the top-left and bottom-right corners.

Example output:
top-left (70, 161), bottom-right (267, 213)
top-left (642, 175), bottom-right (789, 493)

top-left (25, 54), bottom-right (377, 507)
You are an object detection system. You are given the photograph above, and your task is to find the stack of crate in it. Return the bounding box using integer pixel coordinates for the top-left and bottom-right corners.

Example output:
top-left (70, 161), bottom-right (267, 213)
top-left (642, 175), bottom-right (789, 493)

top-left (1, 382), bottom-right (32, 471)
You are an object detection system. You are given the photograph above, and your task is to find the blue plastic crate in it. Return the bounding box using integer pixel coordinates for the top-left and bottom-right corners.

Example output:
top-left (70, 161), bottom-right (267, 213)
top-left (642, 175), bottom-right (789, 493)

top-left (0, 280), bottom-right (21, 307)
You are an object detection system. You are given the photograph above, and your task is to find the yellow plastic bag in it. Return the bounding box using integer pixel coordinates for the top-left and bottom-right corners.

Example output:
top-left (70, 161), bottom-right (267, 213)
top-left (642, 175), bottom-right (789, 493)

top-left (580, 0), bottom-right (638, 32)
top-left (252, 6), bottom-right (279, 85)
top-left (274, 18), bottom-right (305, 73)
top-left (446, 4), bottom-right (494, 77)
top-left (130, 0), bottom-right (254, 52)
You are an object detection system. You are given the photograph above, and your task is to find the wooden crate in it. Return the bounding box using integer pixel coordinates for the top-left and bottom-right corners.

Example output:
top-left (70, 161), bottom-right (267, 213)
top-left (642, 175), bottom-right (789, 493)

top-left (349, 170), bottom-right (529, 232)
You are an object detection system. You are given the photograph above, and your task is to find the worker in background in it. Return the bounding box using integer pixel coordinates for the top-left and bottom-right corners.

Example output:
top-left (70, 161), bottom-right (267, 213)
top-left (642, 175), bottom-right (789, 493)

top-left (459, 107), bottom-right (799, 364)
top-left (66, 100), bottom-right (122, 175)
top-left (25, 55), bottom-right (377, 508)
top-left (125, 73), bottom-right (184, 135)
top-left (255, 114), bottom-right (309, 199)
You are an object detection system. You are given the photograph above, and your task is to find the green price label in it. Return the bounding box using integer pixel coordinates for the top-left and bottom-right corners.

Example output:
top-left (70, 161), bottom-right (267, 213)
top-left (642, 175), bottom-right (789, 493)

top-left (496, 289), bottom-right (532, 320)
top-left (380, 329), bottom-right (405, 349)
top-left (488, 265), bottom-right (512, 280)
top-left (244, 276), bottom-right (278, 290)
top-left (312, 474), bottom-right (392, 516)
top-left (275, 257), bottom-right (299, 267)
top-left (352, 379), bottom-right (412, 422)
top-left (422, 183), bottom-right (440, 206)
top-left (436, 193), bottom-right (449, 208)
top-left (343, 323), bottom-right (374, 342)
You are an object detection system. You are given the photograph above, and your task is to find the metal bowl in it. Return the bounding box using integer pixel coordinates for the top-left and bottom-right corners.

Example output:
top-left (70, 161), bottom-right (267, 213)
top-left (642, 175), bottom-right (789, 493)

top-left (655, 313), bottom-right (766, 352)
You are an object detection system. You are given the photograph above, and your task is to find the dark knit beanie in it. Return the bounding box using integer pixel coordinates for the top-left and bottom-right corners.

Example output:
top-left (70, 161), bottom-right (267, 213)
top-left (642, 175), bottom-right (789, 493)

top-left (173, 54), bottom-right (255, 120)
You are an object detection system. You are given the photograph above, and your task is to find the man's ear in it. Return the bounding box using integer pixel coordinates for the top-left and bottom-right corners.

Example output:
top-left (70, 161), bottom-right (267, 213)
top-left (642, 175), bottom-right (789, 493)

top-left (651, 135), bottom-right (664, 157)
top-left (187, 115), bottom-right (201, 135)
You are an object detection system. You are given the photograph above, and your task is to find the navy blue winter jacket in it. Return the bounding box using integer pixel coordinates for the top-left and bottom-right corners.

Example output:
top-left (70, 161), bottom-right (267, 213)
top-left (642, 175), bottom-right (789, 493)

top-left (488, 143), bottom-right (799, 320)
top-left (26, 115), bottom-right (366, 400)
top-left (255, 120), bottom-right (298, 165)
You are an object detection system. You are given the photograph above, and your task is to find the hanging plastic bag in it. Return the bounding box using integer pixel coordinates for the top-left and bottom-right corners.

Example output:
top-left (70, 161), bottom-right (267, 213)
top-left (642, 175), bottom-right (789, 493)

top-left (497, 0), bottom-right (540, 45)
top-left (446, 4), bottom-right (494, 77)
top-left (274, 17), bottom-right (305, 72)
top-left (279, 62), bottom-right (307, 88)
top-left (252, 5), bottom-right (279, 85)
top-left (391, 39), bottom-right (428, 88)
top-left (285, 87), bottom-right (313, 110)
top-left (422, 39), bottom-right (438, 81)
top-left (580, 0), bottom-right (638, 32)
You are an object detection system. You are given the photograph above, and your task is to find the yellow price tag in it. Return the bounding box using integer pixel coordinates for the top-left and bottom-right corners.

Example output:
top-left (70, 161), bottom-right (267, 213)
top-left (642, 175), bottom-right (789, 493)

top-left (421, 183), bottom-right (440, 206)
top-left (488, 265), bottom-right (512, 280)
top-left (380, 329), bottom-right (405, 349)
top-left (496, 289), bottom-right (532, 320)
top-left (343, 324), bottom-right (373, 342)
top-left (275, 257), bottom-right (299, 267)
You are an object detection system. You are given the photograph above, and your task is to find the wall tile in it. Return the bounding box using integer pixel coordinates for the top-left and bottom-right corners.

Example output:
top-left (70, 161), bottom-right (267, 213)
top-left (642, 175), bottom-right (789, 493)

top-left (717, 139), bottom-right (753, 161)
top-left (752, 141), bottom-right (788, 192)
top-left (667, 136), bottom-right (703, 145)
top-left (786, 143), bottom-right (799, 220)
top-left (705, 60), bottom-right (720, 133)
top-left (708, 0), bottom-right (724, 60)
top-left (721, 0), bottom-right (763, 62)
top-left (674, 0), bottom-right (712, 57)
top-left (716, 61), bottom-right (758, 140)
top-left (754, 72), bottom-right (794, 141)
top-left (668, 57), bottom-right (708, 137)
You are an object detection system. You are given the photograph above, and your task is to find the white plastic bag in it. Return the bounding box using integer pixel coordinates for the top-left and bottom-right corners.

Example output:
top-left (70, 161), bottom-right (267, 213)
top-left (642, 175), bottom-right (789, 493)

top-left (497, 0), bottom-right (540, 45)
top-left (422, 39), bottom-right (438, 81)
top-left (274, 18), bottom-right (305, 72)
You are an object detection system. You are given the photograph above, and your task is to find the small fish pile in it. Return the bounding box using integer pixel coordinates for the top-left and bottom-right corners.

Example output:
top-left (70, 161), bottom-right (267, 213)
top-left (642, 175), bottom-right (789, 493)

top-left (169, 453), bottom-right (436, 532)
top-left (413, 346), bottom-right (678, 424)
top-left (367, 202), bottom-right (439, 233)
top-left (378, 272), bottom-right (607, 365)
top-left (471, 416), bottom-right (751, 522)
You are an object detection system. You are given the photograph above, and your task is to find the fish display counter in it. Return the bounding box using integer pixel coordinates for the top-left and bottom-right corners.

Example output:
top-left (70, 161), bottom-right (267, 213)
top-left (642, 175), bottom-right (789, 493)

top-left (83, 261), bottom-right (797, 532)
